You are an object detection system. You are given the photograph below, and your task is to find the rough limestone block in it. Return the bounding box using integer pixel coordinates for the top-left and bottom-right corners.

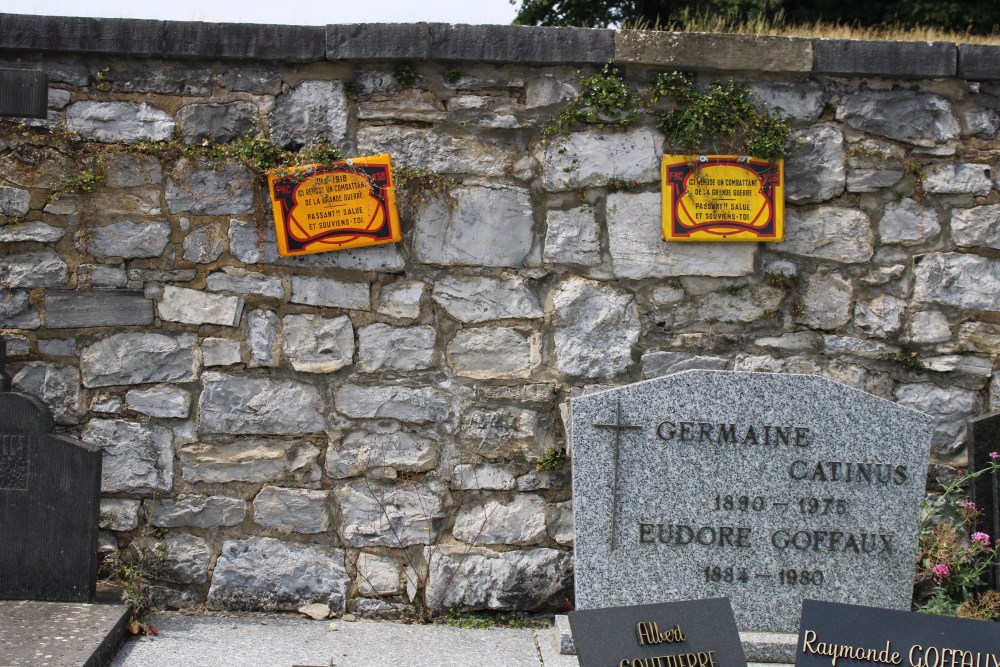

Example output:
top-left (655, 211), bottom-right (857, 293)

top-left (247, 309), bottom-right (279, 367)
top-left (202, 338), bottom-right (241, 367)
top-left (914, 253), bottom-right (1000, 312)
top-left (641, 352), bottom-right (728, 379)
top-left (785, 124), bottom-right (845, 203)
top-left (446, 327), bottom-right (541, 380)
top-left (375, 281), bottom-right (425, 320)
top-left (544, 206), bottom-right (602, 266)
top-left (906, 311), bottom-right (952, 345)
top-left (208, 537), bottom-right (349, 612)
top-left (66, 101), bottom-right (174, 142)
top-left (44, 290), bottom-right (154, 329)
top-left (952, 204), bottom-right (1000, 249)
top-left (269, 80), bottom-right (347, 148)
top-left (879, 199), bottom-right (940, 246)
top-left (0, 221), bottom-right (62, 243)
top-left (453, 495), bottom-right (549, 545)
top-left (282, 314), bottom-right (355, 373)
top-left (183, 222), bottom-right (226, 263)
top-left (100, 152), bottom-right (162, 187)
top-left (253, 486), bottom-right (331, 534)
top-left (99, 498), bottom-right (140, 532)
top-left (540, 128), bottom-right (661, 192)
top-left (82, 418), bottom-right (173, 493)
top-left (551, 276), bottom-right (639, 379)
top-left (179, 439), bottom-right (321, 484)
top-left (0, 289), bottom-right (39, 329)
top-left (10, 362), bottom-right (81, 425)
top-left (922, 163), bottom-right (992, 196)
top-left (80, 333), bottom-right (199, 388)
top-left (0, 250), bottom-right (67, 288)
top-left (431, 275), bottom-right (542, 323)
top-left (355, 553), bottom-right (401, 597)
top-left (895, 383), bottom-right (981, 458)
top-left (424, 545), bottom-right (572, 611)
top-left (157, 285), bottom-right (243, 327)
top-left (413, 186), bottom-right (533, 267)
top-left (81, 220), bottom-right (171, 260)
top-left (335, 384), bottom-right (451, 424)
top-left (796, 268), bottom-right (854, 330)
top-left (781, 207), bottom-right (873, 263)
top-left (125, 385), bottom-right (191, 419)
top-left (325, 429), bottom-right (439, 479)
top-left (166, 159), bottom-right (254, 215)
top-left (198, 372), bottom-right (324, 435)
top-left (335, 480), bottom-right (446, 548)
top-left (357, 324), bottom-right (436, 373)
top-left (149, 533), bottom-right (211, 585)
top-left (289, 276), bottom-right (370, 310)
top-left (78, 265), bottom-right (127, 288)
top-left (177, 101), bottom-right (257, 144)
top-left (206, 267), bottom-right (283, 299)
top-left (356, 126), bottom-right (518, 178)
top-left (837, 91), bottom-right (959, 146)
top-left (751, 82), bottom-right (828, 121)
top-left (606, 192), bottom-right (756, 278)
top-left (615, 31), bottom-right (812, 72)
top-left (151, 495), bottom-right (247, 528)
top-left (451, 464), bottom-right (517, 491)
top-left (853, 295), bottom-right (905, 337)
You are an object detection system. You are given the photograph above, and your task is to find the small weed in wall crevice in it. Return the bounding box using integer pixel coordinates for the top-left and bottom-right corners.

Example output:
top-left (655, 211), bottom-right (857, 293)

top-left (102, 503), bottom-right (165, 636)
top-left (535, 447), bottom-right (567, 473)
top-left (395, 63), bottom-right (419, 88)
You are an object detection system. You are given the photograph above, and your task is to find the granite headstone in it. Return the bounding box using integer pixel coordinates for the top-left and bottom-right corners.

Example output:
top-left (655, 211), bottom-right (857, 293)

top-left (0, 340), bottom-right (103, 602)
top-left (968, 412), bottom-right (1000, 590)
top-left (571, 370), bottom-right (935, 633)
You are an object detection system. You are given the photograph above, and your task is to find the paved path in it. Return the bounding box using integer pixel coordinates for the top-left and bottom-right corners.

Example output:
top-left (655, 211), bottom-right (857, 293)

top-left (111, 613), bottom-right (581, 667)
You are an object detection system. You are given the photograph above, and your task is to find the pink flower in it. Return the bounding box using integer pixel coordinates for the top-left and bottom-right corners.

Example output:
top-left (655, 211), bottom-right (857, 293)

top-left (991, 452), bottom-right (999, 461)
top-left (962, 500), bottom-right (977, 511)
top-left (932, 563), bottom-right (951, 584)
top-left (972, 532), bottom-right (991, 546)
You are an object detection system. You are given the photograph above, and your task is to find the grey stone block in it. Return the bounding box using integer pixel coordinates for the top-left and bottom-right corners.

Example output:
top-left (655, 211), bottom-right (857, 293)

top-left (615, 31), bottom-right (812, 72)
top-left (959, 44), bottom-right (1000, 80)
top-left (327, 24), bottom-right (430, 60)
top-left (430, 24), bottom-right (612, 64)
top-left (0, 14), bottom-right (325, 62)
top-left (813, 39), bottom-right (956, 77)
top-left (45, 290), bottom-right (154, 329)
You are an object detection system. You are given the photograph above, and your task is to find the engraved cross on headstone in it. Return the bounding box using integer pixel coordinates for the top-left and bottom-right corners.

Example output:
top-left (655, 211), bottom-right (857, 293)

top-left (593, 398), bottom-right (642, 550)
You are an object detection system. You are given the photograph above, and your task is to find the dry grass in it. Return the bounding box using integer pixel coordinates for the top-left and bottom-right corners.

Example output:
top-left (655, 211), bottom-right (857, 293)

top-left (626, 11), bottom-right (1000, 45)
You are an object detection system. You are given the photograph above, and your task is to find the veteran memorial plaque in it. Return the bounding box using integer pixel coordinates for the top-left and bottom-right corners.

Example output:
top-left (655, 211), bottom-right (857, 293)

top-left (571, 371), bottom-right (934, 633)
top-left (268, 153), bottom-right (401, 257)
top-left (662, 155), bottom-right (784, 241)
top-left (0, 341), bottom-right (103, 602)
top-left (796, 600), bottom-right (1000, 667)
top-left (569, 598), bottom-right (747, 667)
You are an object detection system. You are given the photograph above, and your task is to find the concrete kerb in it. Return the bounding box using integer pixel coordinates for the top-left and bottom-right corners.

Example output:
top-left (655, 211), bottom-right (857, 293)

top-left (812, 38), bottom-right (958, 78)
top-left (614, 30), bottom-right (813, 72)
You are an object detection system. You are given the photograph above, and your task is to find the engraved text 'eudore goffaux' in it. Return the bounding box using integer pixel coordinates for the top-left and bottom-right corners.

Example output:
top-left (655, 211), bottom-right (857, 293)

top-left (571, 371), bottom-right (935, 633)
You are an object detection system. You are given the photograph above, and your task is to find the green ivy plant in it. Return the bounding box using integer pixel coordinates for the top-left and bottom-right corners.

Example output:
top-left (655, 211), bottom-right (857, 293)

top-left (542, 62), bottom-right (789, 162)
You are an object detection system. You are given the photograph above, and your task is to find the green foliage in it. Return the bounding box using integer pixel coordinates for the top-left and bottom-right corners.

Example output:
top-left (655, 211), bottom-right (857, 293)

top-left (444, 67), bottom-right (462, 84)
top-left (607, 177), bottom-right (640, 192)
top-left (536, 447), bottom-right (567, 472)
top-left (511, 0), bottom-right (1000, 34)
top-left (916, 459), bottom-right (1000, 619)
top-left (394, 165), bottom-right (451, 212)
top-left (542, 64), bottom-right (788, 161)
top-left (103, 505), bottom-right (164, 636)
top-left (442, 608), bottom-right (547, 629)
top-left (542, 62), bottom-right (642, 137)
top-left (63, 169), bottom-right (106, 193)
top-left (395, 63), bottom-right (419, 88)
top-left (655, 78), bottom-right (789, 161)
top-left (879, 348), bottom-right (927, 372)
top-left (725, 283), bottom-right (749, 296)
top-left (765, 272), bottom-right (799, 289)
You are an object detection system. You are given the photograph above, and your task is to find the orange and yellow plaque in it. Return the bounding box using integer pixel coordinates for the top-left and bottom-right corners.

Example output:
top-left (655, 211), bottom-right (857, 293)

top-left (267, 154), bottom-right (401, 257)
top-left (661, 155), bottom-right (784, 242)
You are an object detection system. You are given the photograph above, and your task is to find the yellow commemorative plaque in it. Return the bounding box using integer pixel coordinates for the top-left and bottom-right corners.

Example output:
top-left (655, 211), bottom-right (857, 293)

top-left (267, 154), bottom-right (401, 257)
top-left (662, 155), bottom-right (784, 242)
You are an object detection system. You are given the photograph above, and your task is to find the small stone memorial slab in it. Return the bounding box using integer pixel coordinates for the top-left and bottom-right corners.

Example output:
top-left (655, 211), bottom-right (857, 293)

top-left (796, 599), bottom-right (1000, 667)
top-left (969, 412), bottom-right (1000, 589)
top-left (569, 598), bottom-right (748, 667)
top-left (0, 342), bottom-right (102, 602)
top-left (571, 370), bottom-right (934, 633)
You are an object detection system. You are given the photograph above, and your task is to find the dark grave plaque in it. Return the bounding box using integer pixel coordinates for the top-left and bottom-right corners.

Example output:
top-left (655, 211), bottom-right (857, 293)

top-left (569, 598), bottom-right (748, 667)
top-left (796, 599), bottom-right (1000, 667)
top-left (969, 412), bottom-right (1000, 590)
top-left (0, 68), bottom-right (48, 119)
top-left (0, 340), bottom-right (103, 602)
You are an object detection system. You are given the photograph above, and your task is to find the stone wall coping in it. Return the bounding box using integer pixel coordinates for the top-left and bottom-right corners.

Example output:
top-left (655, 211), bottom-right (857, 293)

top-left (0, 12), bottom-right (999, 79)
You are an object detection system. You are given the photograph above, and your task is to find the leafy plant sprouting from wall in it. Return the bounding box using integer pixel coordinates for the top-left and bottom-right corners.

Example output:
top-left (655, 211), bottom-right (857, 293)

top-left (541, 62), bottom-right (790, 162)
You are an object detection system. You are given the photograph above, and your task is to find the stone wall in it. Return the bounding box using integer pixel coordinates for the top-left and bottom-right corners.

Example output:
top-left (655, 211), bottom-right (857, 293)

top-left (1, 14), bottom-right (1000, 615)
